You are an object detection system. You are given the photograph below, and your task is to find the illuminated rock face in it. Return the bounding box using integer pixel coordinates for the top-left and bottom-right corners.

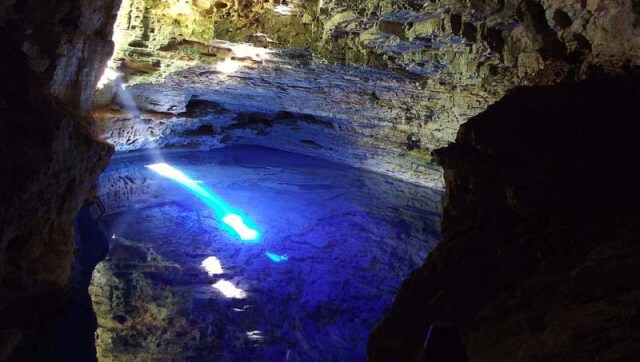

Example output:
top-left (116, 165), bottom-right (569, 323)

top-left (113, 0), bottom-right (216, 51)
top-left (89, 146), bottom-right (442, 360)
top-left (95, 54), bottom-right (446, 188)
top-left (112, 0), bottom-right (315, 52)
top-left (96, 0), bottom-right (640, 188)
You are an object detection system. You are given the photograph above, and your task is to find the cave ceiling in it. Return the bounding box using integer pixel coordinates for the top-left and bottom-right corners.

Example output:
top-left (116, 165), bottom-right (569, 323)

top-left (95, 0), bottom-right (640, 187)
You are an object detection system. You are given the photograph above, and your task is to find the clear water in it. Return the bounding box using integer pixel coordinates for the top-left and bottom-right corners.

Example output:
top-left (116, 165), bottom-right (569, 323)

top-left (91, 145), bottom-right (442, 361)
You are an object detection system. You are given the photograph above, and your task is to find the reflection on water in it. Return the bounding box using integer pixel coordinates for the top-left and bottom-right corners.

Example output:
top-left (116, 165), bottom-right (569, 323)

top-left (145, 162), bottom-right (261, 241)
top-left (90, 145), bottom-right (442, 361)
top-left (202, 256), bottom-right (224, 276)
top-left (213, 280), bottom-right (248, 299)
top-left (265, 252), bottom-right (289, 263)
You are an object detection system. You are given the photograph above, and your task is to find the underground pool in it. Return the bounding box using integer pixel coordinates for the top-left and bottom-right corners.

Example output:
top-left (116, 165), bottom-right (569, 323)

top-left (89, 145), bottom-right (442, 361)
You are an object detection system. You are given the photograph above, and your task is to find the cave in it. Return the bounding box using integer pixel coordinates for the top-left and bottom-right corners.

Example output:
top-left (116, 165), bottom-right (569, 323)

top-left (1, 0), bottom-right (639, 361)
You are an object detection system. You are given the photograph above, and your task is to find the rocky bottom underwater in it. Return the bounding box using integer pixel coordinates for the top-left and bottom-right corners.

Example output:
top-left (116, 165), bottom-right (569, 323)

top-left (90, 145), bottom-right (442, 361)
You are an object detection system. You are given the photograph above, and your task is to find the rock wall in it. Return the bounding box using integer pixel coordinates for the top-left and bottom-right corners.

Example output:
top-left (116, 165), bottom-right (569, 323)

top-left (319, 0), bottom-right (640, 73)
top-left (368, 75), bottom-right (640, 361)
top-left (95, 0), bottom-right (640, 188)
top-left (94, 57), bottom-right (446, 187)
top-left (314, 0), bottom-right (640, 161)
top-left (0, 0), bottom-right (119, 359)
top-left (105, 0), bottom-right (315, 86)
top-left (112, 0), bottom-right (315, 52)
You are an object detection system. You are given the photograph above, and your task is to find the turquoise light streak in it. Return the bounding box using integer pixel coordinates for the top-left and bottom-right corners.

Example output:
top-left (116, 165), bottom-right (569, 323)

top-left (265, 252), bottom-right (288, 262)
top-left (146, 163), bottom-right (260, 241)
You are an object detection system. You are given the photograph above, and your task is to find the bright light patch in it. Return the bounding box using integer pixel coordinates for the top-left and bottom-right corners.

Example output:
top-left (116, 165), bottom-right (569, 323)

top-left (246, 331), bottom-right (264, 341)
top-left (274, 4), bottom-right (295, 15)
top-left (210, 42), bottom-right (272, 75)
top-left (147, 163), bottom-right (202, 188)
top-left (223, 214), bottom-right (259, 241)
top-left (201, 256), bottom-right (224, 276)
top-left (231, 43), bottom-right (272, 59)
top-left (216, 58), bottom-right (241, 74)
top-left (216, 44), bottom-right (271, 74)
top-left (168, 0), bottom-right (192, 17)
top-left (96, 62), bottom-right (118, 90)
top-left (145, 163), bottom-right (260, 241)
top-left (265, 252), bottom-right (288, 262)
top-left (212, 280), bottom-right (247, 299)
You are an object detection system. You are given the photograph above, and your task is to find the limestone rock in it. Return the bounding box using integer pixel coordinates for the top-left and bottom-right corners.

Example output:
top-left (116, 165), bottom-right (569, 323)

top-left (93, 0), bottom-right (640, 194)
top-left (96, 51), bottom-right (448, 188)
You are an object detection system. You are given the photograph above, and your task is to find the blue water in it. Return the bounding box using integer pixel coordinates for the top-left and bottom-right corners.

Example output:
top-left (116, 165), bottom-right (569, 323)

top-left (92, 146), bottom-right (442, 361)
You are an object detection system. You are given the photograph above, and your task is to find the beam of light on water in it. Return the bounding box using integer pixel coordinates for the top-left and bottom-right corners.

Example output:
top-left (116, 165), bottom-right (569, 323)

top-left (145, 163), bottom-right (260, 241)
top-left (212, 280), bottom-right (247, 299)
top-left (222, 214), bottom-right (259, 241)
top-left (265, 252), bottom-right (288, 262)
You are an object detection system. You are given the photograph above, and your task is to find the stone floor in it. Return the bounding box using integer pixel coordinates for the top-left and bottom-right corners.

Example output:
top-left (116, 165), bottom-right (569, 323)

top-left (90, 145), bottom-right (442, 361)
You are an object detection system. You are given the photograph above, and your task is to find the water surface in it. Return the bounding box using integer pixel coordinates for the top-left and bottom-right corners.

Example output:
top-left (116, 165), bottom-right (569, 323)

top-left (91, 146), bottom-right (442, 361)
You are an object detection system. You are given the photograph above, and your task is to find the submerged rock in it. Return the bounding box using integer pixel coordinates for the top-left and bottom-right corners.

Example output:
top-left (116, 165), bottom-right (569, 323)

top-left (90, 146), bottom-right (442, 360)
